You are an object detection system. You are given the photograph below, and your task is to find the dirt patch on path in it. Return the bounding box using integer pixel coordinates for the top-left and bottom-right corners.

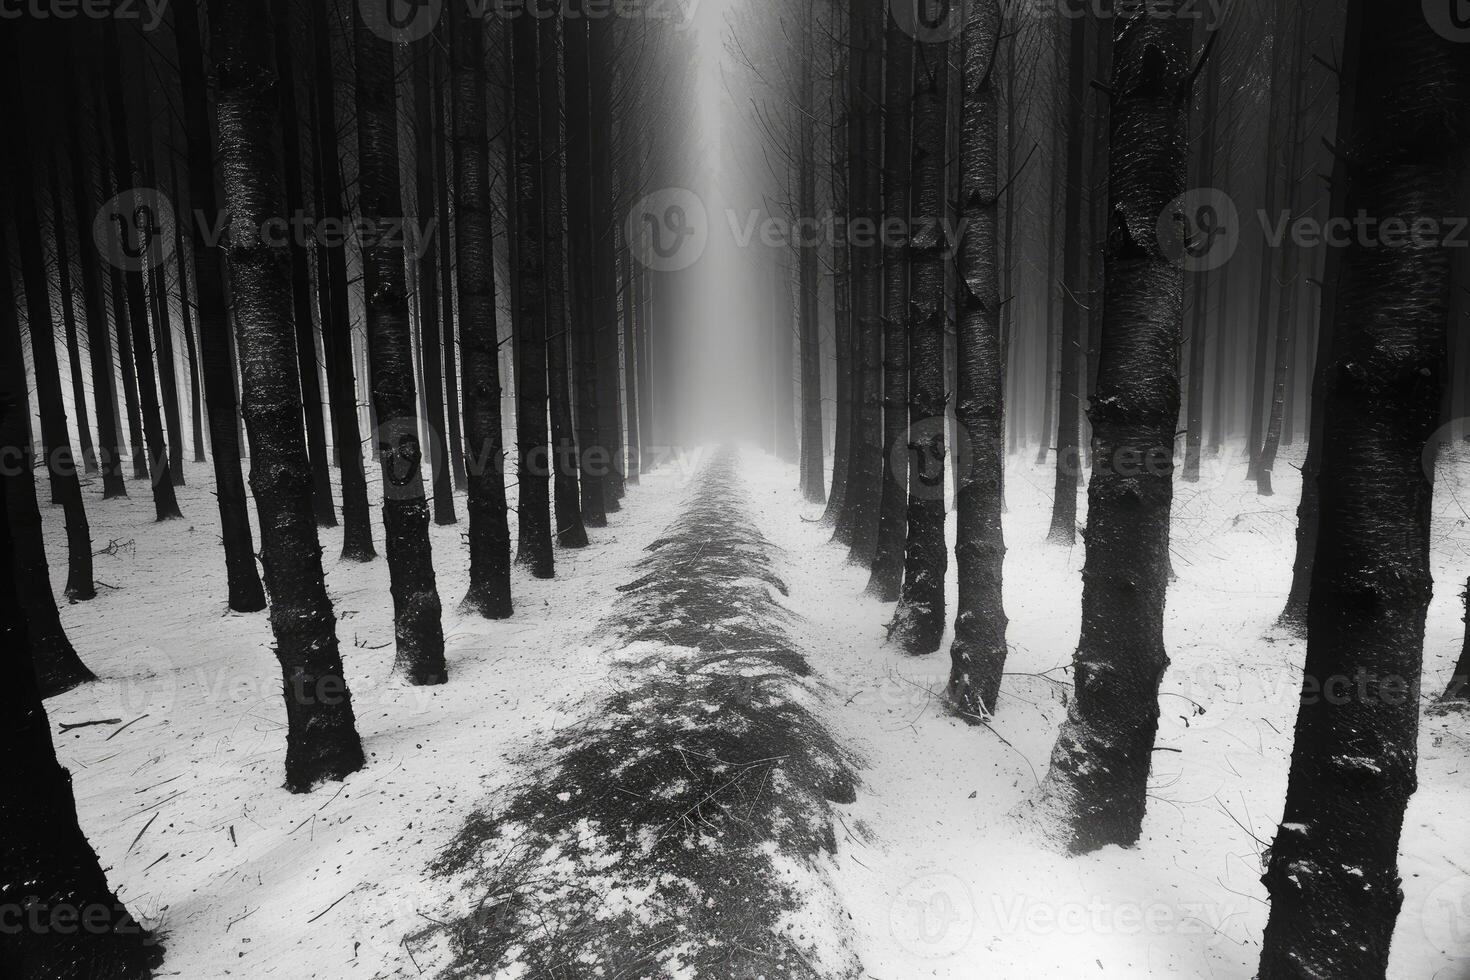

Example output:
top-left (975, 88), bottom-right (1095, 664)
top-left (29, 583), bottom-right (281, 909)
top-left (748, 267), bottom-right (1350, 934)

top-left (421, 449), bottom-right (862, 979)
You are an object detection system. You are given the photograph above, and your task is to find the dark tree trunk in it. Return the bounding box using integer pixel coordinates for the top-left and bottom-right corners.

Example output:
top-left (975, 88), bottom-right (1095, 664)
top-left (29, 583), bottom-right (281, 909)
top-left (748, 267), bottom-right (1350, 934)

top-left (1279, 3), bottom-right (1362, 633)
top-left (211, 0), bottom-right (368, 788)
top-left (167, 149), bottom-right (207, 466)
top-left (1247, 0), bottom-right (1288, 484)
top-left (564, 7), bottom-right (607, 527)
top-left (867, 12), bottom-right (914, 602)
top-left (7, 69), bottom-right (95, 604)
top-left (539, 13), bottom-right (587, 549)
top-left (0, 385), bottom-right (158, 978)
top-left (840, 0), bottom-right (885, 565)
top-left (305, 0), bottom-right (375, 563)
top-left (1443, 578), bottom-right (1470, 702)
top-left (175, 0), bottom-right (269, 612)
top-left (449, 0), bottom-right (513, 619)
top-left (1257, 7), bottom-right (1465, 974)
top-left (64, 41), bottom-right (127, 499)
top-left (271, 0), bottom-right (336, 527)
top-left (509, 11), bottom-right (556, 579)
top-left (139, 137), bottom-right (187, 489)
top-left (411, 31), bottom-right (458, 528)
top-left (1045, 13), bottom-right (1088, 545)
top-left (797, 0), bottom-right (825, 507)
top-left (0, 189), bottom-right (95, 701)
top-left (950, 0), bottom-right (1007, 719)
top-left (621, 245), bottom-right (641, 485)
top-left (1256, 6), bottom-right (1308, 497)
top-left (49, 164), bottom-right (100, 479)
top-left (434, 61), bottom-right (467, 496)
top-left (1027, 4), bottom-right (1193, 854)
top-left (110, 258), bottom-right (147, 482)
top-left (100, 24), bottom-right (183, 521)
top-left (1182, 38), bottom-right (1219, 485)
top-left (822, 16), bottom-right (853, 529)
top-left (353, 7), bottom-right (449, 684)
top-left (590, 17), bottom-right (624, 508)
top-left (891, 31), bottom-right (950, 657)
top-left (636, 267), bottom-right (655, 475)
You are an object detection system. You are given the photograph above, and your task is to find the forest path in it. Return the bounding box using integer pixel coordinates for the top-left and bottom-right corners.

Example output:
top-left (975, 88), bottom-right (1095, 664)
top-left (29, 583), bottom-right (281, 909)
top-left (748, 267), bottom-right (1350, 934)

top-left (418, 447), bottom-right (865, 979)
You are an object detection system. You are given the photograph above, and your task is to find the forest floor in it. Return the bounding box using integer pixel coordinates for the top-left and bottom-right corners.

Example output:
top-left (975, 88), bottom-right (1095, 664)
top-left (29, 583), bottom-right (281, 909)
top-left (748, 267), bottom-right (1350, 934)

top-left (36, 442), bottom-right (1470, 979)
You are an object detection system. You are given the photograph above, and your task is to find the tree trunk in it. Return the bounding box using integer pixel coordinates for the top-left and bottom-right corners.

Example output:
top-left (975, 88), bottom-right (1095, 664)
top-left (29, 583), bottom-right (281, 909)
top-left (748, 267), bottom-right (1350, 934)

top-left (636, 267), bottom-right (655, 475)
top-left (564, 7), bottom-right (607, 527)
top-left (868, 12), bottom-right (913, 601)
top-left (1280, 2), bottom-right (1361, 632)
top-left (840, 0), bottom-right (886, 565)
top-left (1182, 36), bottom-right (1218, 484)
top-left (1256, 5), bottom-right (1308, 497)
top-left (1247, 0), bottom-right (1289, 484)
top-left (410, 30), bottom-right (458, 528)
top-left (64, 40), bottom-right (127, 499)
top-left (539, 13), bottom-right (587, 549)
top-left (271, 0), bottom-right (337, 527)
top-left (797, 0), bottom-right (826, 507)
top-left (8, 64), bottom-right (95, 603)
top-left (590, 17), bottom-right (624, 508)
top-left (449, 0), bottom-right (514, 620)
top-left (509, 11), bottom-right (555, 579)
top-left (950, 0), bottom-right (1008, 719)
top-left (167, 148), bottom-right (207, 466)
top-left (175, 0), bottom-right (269, 612)
top-left (50, 163), bottom-right (100, 479)
top-left (891, 30), bottom-right (950, 657)
top-left (139, 130), bottom-right (187, 488)
top-left (1027, 4), bottom-right (1193, 854)
top-left (622, 241), bottom-right (641, 486)
top-left (434, 64), bottom-right (467, 496)
top-left (306, 0), bottom-right (375, 563)
top-left (1046, 13), bottom-right (1089, 545)
top-left (1257, 7), bottom-right (1464, 974)
top-left (100, 24), bottom-right (183, 521)
top-left (353, 7), bottom-right (449, 684)
top-left (822, 13), bottom-right (853, 529)
top-left (0, 186), bottom-right (95, 701)
top-left (209, 0), bottom-right (368, 789)
top-left (0, 384), bottom-right (158, 977)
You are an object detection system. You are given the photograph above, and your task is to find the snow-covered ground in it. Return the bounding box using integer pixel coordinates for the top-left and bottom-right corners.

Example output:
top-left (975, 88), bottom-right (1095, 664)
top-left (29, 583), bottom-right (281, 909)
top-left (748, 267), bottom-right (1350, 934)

top-left (35, 444), bottom-right (1470, 978)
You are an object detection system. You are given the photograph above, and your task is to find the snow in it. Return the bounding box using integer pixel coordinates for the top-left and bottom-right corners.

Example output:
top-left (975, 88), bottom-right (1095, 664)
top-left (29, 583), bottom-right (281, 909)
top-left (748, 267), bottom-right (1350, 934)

top-left (31, 441), bottom-right (1470, 978)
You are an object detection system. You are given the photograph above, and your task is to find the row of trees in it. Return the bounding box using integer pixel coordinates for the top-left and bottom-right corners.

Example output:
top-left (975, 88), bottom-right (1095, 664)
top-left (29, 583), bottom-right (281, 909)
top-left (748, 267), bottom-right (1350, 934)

top-left (740, 0), bottom-right (1464, 976)
top-left (2, 1), bottom-right (695, 974)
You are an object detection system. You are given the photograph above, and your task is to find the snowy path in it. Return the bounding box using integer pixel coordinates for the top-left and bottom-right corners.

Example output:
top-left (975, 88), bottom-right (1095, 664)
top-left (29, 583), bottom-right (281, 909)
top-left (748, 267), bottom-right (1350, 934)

top-left (417, 448), bottom-right (864, 979)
